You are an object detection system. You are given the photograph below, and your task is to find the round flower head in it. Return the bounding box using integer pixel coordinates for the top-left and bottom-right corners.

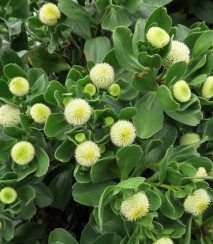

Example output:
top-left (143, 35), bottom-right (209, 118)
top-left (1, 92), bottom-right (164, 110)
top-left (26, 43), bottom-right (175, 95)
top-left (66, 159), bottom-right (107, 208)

top-left (84, 83), bottom-right (96, 96)
top-left (64, 98), bottom-right (91, 126)
top-left (110, 120), bottom-right (136, 147)
top-left (153, 237), bottom-right (174, 244)
top-left (0, 104), bottom-right (20, 127)
top-left (163, 40), bottom-right (190, 68)
top-left (11, 141), bottom-right (35, 165)
top-left (108, 84), bottom-right (121, 97)
top-left (74, 132), bottom-right (86, 143)
top-left (184, 189), bottom-right (210, 216)
top-left (120, 192), bottom-right (149, 221)
top-left (30, 103), bottom-right (51, 124)
top-left (90, 63), bottom-right (114, 89)
top-left (39, 3), bottom-right (61, 26)
top-left (146, 27), bottom-right (170, 48)
top-left (202, 76), bottom-right (213, 99)
top-left (0, 187), bottom-right (17, 204)
top-left (179, 133), bottom-right (200, 146)
top-left (173, 80), bottom-right (191, 103)
top-left (193, 167), bottom-right (208, 182)
top-left (9, 77), bottom-right (29, 97)
top-left (75, 141), bottom-right (101, 167)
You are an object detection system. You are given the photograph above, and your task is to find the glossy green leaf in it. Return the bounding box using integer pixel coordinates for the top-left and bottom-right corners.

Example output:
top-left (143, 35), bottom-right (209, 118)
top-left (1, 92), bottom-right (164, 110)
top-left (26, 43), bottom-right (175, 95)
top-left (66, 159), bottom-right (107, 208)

top-left (48, 228), bottom-right (78, 244)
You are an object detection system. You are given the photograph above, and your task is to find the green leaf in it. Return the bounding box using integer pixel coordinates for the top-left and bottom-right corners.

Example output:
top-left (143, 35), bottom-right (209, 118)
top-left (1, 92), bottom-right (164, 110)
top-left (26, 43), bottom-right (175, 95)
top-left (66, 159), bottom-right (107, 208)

top-left (119, 107), bottom-right (137, 120)
top-left (1, 48), bottom-right (23, 68)
top-left (94, 233), bottom-right (122, 244)
top-left (2, 219), bottom-right (14, 241)
top-left (138, 52), bottom-right (161, 69)
top-left (45, 80), bottom-right (66, 106)
top-left (0, 79), bottom-right (12, 98)
top-left (159, 146), bottom-right (173, 183)
top-left (48, 228), bottom-right (78, 244)
top-left (124, 0), bottom-right (143, 13)
top-left (54, 140), bottom-right (75, 163)
top-left (145, 189), bottom-right (161, 211)
top-left (34, 183), bottom-right (53, 208)
top-left (34, 147), bottom-right (49, 177)
top-left (116, 145), bottom-right (143, 179)
top-left (3, 63), bottom-right (26, 79)
top-left (113, 27), bottom-right (144, 72)
top-left (143, 0), bottom-right (172, 7)
top-left (133, 92), bottom-right (164, 139)
top-left (191, 0), bottom-right (213, 24)
top-left (84, 37), bottom-right (111, 63)
top-left (17, 185), bottom-right (35, 205)
top-left (118, 177), bottom-right (145, 189)
top-left (6, 0), bottom-right (30, 18)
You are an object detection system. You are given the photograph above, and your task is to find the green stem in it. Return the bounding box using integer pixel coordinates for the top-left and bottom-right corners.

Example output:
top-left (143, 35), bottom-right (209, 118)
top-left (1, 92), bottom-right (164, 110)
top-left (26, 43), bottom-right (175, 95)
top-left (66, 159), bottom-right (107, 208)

top-left (147, 182), bottom-right (184, 191)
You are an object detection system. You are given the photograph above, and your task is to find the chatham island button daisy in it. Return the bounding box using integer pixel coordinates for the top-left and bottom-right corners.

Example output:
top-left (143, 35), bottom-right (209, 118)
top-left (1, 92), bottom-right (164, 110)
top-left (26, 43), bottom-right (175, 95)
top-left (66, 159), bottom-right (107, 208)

top-left (90, 63), bottom-right (114, 89)
top-left (0, 187), bottom-right (17, 204)
top-left (11, 141), bottom-right (35, 165)
top-left (110, 120), bottom-right (136, 147)
top-left (120, 192), bottom-right (149, 221)
top-left (153, 237), bottom-right (174, 244)
top-left (146, 27), bottom-right (170, 48)
top-left (39, 3), bottom-right (61, 26)
top-left (202, 76), bottom-right (213, 99)
top-left (108, 84), bottom-right (121, 97)
top-left (9, 77), bottom-right (29, 97)
top-left (0, 104), bottom-right (20, 127)
top-left (173, 80), bottom-right (191, 103)
top-left (163, 40), bottom-right (190, 68)
top-left (64, 98), bottom-right (92, 126)
top-left (84, 83), bottom-right (96, 96)
top-left (179, 132), bottom-right (200, 146)
top-left (30, 103), bottom-right (51, 124)
top-left (193, 167), bottom-right (208, 182)
top-left (75, 141), bottom-right (101, 167)
top-left (183, 189), bottom-right (210, 216)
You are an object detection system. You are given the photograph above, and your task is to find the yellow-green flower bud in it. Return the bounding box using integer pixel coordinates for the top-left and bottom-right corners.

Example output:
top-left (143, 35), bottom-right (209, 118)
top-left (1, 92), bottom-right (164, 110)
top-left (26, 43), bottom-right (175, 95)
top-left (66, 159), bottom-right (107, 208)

top-left (9, 77), bottom-right (29, 97)
top-left (74, 132), bottom-right (86, 143)
top-left (179, 133), bottom-right (200, 146)
top-left (104, 116), bottom-right (114, 126)
top-left (0, 104), bottom-right (20, 127)
top-left (153, 237), bottom-right (174, 244)
top-left (39, 3), bottom-right (61, 26)
top-left (0, 187), bottom-right (17, 204)
top-left (30, 103), bottom-right (51, 124)
top-left (120, 192), bottom-right (149, 221)
top-left (11, 141), bottom-right (35, 165)
top-left (84, 83), bottom-right (96, 96)
top-left (173, 80), bottom-right (191, 103)
top-left (63, 97), bottom-right (73, 106)
top-left (99, 144), bottom-right (106, 154)
top-left (146, 27), bottom-right (170, 48)
top-left (202, 76), bottom-right (213, 99)
top-left (193, 167), bottom-right (208, 182)
top-left (108, 84), bottom-right (121, 97)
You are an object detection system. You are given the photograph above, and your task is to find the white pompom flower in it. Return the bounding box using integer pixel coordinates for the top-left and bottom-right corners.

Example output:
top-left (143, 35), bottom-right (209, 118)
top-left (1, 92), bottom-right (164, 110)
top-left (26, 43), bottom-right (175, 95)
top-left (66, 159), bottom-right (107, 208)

top-left (30, 103), bottom-right (51, 124)
top-left (64, 98), bottom-right (92, 126)
top-left (110, 120), bottom-right (136, 147)
top-left (120, 192), bottom-right (149, 221)
top-left (75, 141), bottom-right (101, 167)
top-left (0, 104), bottom-right (20, 127)
top-left (11, 141), bottom-right (35, 165)
top-left (0, 187), bottom-right (17, 204)
top-left (39, 3), bottom-right (61, 26)
top-left (9, 77), bottom-right (29, 97)
top-left (153, 237), bottom-right (174, 244)
top-left (90, 63), bottom-right (114, 89)
top-left (163, 40), bottom-right (190, 68)
top-left (173, 80), bottom-right (191, 103)
top-left (146, 27), bottom-right (170, 48)
top-left (202, 76), bottom-right (213, 99)
top-left (184, 189), bottom-right (210, 216)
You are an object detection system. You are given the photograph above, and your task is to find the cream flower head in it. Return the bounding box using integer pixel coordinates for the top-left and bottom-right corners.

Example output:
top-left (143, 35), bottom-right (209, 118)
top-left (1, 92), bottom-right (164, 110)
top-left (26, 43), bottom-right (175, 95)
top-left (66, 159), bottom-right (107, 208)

top-left (9, 77), bottom-right (29, 97)
top-left (0, 187), bottom-right (17, 204)
top-left (120, 192), bottom-right (149, 221)
top-left (11, 141), bottom-right (35, 165)
top-left (173, 80), bottom-right (191, 103)
top-left (153, 237), bottom-right (174, 244)
top-left (90, 63), bottom-right (114, 89)
top-left (30, 103), bottom-right (51, 124)
top-left (39, 3), bottom-right (61, 26)
top-left (110, 120), bottom-right (136, 147)
top-left (0, 104), bottom-right (20, 127)
top-left (64, 98), bottom-right (92, 126)
top-left (163, 40), bottom-right (190, 68)
top-left (179, 133), bottom-right (200, 146)
top-left (146, 27), bottom-right (170, 48)
top-left (184, 189), bottom-right (210, 216)
top-left (193, 167), bottom-right (208, 182)
top-left (75, 141), bottom-right (101, 167)
top-left (202, 76), bottom-right (213, 99)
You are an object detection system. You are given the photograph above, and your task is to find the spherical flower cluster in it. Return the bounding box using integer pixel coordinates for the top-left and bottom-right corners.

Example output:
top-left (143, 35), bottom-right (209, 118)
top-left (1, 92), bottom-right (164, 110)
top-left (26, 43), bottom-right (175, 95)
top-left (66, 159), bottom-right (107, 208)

top-left (146, 27), bottom-right (170, 48)
top-left (64, 98), bottom-right (91, 126)
top-left (184, 189), bottom-right (210, 216)
top-left (90, 63), bottom-right (114, 89)
top-left (0, 187), bottom-right (17, 204)
top-left (39, 3), bottom-right (61, 26)
top-left (30, 103), bottom-right (51, 124)
top-left (193, 167), bottom-right (208, 182)
top-left (173, 80), bottom-right (191, 103)
top-left (0, 104), bottom-right (20, 127)
top-left (120, 192), bottom-right (149, 221)
top-left (75, 141), bottom-right (101, 167)
top-left (153, 237), bottom-right (174, 244)
top-left (202, 76), bottom-right (213, 99)
top-left (9, 77), bottom-right (29, 97)
top-left (179, 133), bottom-right (200, 146)
top-left (84, 83), bottom-right (96, 96)
top-left (163, 40), bottom-right (190, 68)
top-left (110, 120), bottom-right (136, 147)
top-left (108, 84), bottom-right (121, 97)
top-left (11, 141), bottom-right (35, 165)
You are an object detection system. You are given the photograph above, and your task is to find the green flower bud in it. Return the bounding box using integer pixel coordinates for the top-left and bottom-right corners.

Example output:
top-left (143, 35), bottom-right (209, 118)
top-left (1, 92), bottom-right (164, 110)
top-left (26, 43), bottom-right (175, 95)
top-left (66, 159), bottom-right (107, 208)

top-left (104, 116), bottom-right (114, 126)
top-left (63, 97), bottom-right (73, 106)
top-left (146, 27), bottom-right (170, 48)
top-left (153, 237), bottom-right (174, 244)
top-left (202, 76), bottom-right (213, 99)
top-left (0, 187), bottom-right (17, 204)
top-left (9, 77), bottom-right (29, 97)
top-left (173, 80), bottom-right (191, 103)
top-left (99, 144), bottom-right (106, 154)
top-left (179, 133), bottom-right (200, 146)
top-left (84, 83), bottom-right (96, 96)
top-left (75, 132), bottom-right (86, 143)
top-left (108, 84), bottom-right (121, 97)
